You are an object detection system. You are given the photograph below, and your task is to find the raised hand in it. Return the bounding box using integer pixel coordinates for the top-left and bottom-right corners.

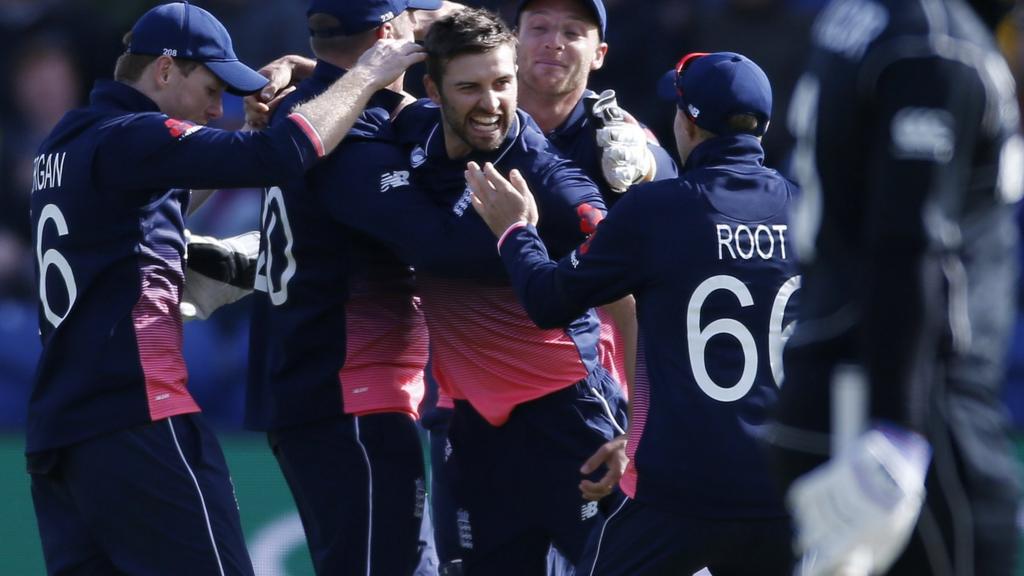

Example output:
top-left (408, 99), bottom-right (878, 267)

top-left (243, 55), bottom-right (313, 130)
top-left (466, 161), bottom-right (539, 238)
top-left (352, 39), bottom-right (427, 91)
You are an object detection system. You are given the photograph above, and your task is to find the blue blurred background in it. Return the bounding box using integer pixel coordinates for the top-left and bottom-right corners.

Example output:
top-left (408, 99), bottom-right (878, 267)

top-left (2, 0), bottom-right (1024, 574)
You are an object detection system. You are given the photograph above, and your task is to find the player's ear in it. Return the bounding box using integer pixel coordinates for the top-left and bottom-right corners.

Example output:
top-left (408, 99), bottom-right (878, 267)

top-left (423, 74), bottom-right (441, 105)
top-left (590, 42), bottom-right (608, 71)
top-left (378, 21), bottom-right (394, 40)
top-left (152, 55), bottom-right (175, 88)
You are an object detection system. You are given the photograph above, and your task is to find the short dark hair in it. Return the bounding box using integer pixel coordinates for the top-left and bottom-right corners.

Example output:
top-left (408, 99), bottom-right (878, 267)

top-left (114, 31), bottom-right (200, 82)
top-left (423, 8), bottom-right (516, 85)
top-left (695, 113), bottom-right (765, 139)
top-left (727, 113), bottom-right (763, 134)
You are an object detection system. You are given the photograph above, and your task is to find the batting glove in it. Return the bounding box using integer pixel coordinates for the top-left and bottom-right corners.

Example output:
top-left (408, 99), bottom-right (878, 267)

top-left (787, 424), bottom-right (931, 576)
top-left (181, 230), bottom-right (260, 321)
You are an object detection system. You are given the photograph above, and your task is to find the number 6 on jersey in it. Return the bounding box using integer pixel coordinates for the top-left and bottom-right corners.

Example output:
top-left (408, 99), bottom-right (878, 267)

top-left (686, 274), bottom-right (800, 401)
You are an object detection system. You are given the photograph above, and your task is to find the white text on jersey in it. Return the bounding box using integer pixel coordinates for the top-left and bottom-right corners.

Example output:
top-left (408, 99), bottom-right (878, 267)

top-left (716, 224), bottom-right (788, 261)
top-left (32, 153), bottom-right (67, 193)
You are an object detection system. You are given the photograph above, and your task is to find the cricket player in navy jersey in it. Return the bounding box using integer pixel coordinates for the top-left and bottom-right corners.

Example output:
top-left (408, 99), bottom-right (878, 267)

top-left (422, 2), bottom-right (679, 571)
top-left (766, 0), bottom-right (1022, 574)
top-left (245, 1), bottom-right (456, 575)
top-left (395, 11), bottom-right (628, 575)
top-left (286, 10), bottom-right (624, 575)
top-left (469, 51), bottom-right (798, 576)
top-left (26, 3), bottom-right (424, 574)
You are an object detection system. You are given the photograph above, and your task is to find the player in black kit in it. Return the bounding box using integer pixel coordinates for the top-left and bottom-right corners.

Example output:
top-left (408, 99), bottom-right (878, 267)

top-left (766, 0), bottom-right (1022, 575)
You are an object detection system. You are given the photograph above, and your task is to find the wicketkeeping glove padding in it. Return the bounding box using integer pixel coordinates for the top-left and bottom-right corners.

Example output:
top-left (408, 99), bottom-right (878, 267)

top-left (787, 424), bottom-right (931, 576)
top-left (181, 230), bottom-right (260, 321)
top-left (588, 89), bottom-right (653, 192)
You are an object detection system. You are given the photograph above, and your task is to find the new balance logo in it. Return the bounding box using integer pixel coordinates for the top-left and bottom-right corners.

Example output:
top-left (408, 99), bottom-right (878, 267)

top-left (453, 188), bottom-right (473, 216)
top-left (380, 171), bottom-right (410, 192)
top-left (581, 501), bottom-right (599, 521)
top-left (457, 509), bottom-right (474, 549)
top-left (414, 478), bottom-right (426, 519)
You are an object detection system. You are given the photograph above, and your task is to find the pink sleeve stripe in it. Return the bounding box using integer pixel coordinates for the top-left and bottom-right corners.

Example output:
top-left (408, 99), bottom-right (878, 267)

top-left (134, 264), bottom-right (199, 421)
top-left (287, 113), bottom-right (325, 158)
top-left (497, 221), bottom-right (529, 254)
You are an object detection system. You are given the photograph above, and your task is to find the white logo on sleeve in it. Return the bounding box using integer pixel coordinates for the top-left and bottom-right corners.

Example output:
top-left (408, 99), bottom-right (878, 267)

top-left (890, 108), bottom-right (954, 163)
top-left (581, 501), bottom-right (599, 521)
top-left (813, 0), bottom-right (888, 60)
top-left (380, 171), bottom-right (410, 192)
top-left (410, 145), bottom-right (427, 167)
top-left (687, 104), bottom-right (701, 118)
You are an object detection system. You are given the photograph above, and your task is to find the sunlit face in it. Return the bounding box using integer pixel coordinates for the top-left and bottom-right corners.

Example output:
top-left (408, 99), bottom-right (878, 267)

top-left (162, 63), bottom-right (225, 125)
top-left (516, 0), bottom-right (606, 98)
top-left (426, 44), bottom-right (518, 158)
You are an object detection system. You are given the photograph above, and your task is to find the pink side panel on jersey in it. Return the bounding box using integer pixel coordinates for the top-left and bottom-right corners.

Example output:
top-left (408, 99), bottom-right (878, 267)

top-left (134, 264), bottom-right (198, 421)
top-left (419, 277), bottom-right (589, 426)
top-left (341, 292), bottom-right (429, 417)
top-left (620, 341), bottom-right (650, 500)
top-left (436, 387), bottom-right (455, 410)
top-left (596, 307), bottom-right (629, 399)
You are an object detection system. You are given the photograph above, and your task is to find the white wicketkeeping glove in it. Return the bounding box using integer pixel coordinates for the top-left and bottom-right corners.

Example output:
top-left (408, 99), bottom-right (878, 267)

top-left (591, 89), bottom-right (653, 193)
top-left (787, 424), bottom-right (931, 576)
top-left (181, 230), bottom-right (261, 321)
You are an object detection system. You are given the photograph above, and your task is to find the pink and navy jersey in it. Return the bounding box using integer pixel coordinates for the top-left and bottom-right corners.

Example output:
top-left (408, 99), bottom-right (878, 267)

top-left (28, 81), bottom-right (321, 453)
top-left (246, 61), bottom-right (427, 430)
top-left (321, 102), bottom-right (609, 426)
top-left (545, 91), bottom-right (679, 393)
top-left (499, 135), bottom-right (799, 517)
top-left (596, 307), bottom-right (628, 394)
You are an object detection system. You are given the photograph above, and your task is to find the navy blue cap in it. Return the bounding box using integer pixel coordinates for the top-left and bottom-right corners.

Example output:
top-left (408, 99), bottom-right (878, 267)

top-left (308, 0), bottom-right (443, 36)
top-left (127, 2), bottom-right (267, 96)
top-left (515, 0), bottom-right (607, 40)
top-left (657, 52), bottom-right (772, 137)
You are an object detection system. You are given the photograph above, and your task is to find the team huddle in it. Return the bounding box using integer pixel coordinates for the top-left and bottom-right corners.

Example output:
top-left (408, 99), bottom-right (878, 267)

top-left (26, 0), bottom-right (1022, 575)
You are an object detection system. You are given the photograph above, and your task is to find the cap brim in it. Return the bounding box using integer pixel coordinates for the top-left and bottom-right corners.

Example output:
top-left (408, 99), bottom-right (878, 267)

top-left (205, 60), bottom-right (269, 96)
top-left (408, 0), bottom-right (443, 10)
top-left (657, 69), bottom-right (678, 102)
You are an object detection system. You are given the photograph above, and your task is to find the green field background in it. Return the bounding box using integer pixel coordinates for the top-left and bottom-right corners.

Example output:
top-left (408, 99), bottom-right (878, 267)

top-left (1, 432), bottom-right (1022, 575)
top-left (0, 433), bottom-right (314, 576)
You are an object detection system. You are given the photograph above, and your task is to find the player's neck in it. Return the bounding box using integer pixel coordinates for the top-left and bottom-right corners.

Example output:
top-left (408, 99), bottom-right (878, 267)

top-left (319, 52), bottom-right (405, 94)
top-left (518, 85), bottom-right (586, 134)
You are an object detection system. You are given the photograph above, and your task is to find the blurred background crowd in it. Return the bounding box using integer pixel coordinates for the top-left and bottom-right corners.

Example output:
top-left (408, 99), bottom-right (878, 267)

top-left (3, 0), bottom-right (1024, 431)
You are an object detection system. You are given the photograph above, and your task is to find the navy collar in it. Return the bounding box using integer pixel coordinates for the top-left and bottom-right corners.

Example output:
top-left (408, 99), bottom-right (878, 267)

top-left (422, 109), bottom-right (524, 166)
top-left (547, 89), bottom-right (594, 140)
top-left (90, 81), bottom-right (161, 114)
top-left (683, 134), bottom-right (765, 172)
top-left (311, 59), bottom-right (406, 112)
top-left (312, 59), bottom-right (346, 85)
